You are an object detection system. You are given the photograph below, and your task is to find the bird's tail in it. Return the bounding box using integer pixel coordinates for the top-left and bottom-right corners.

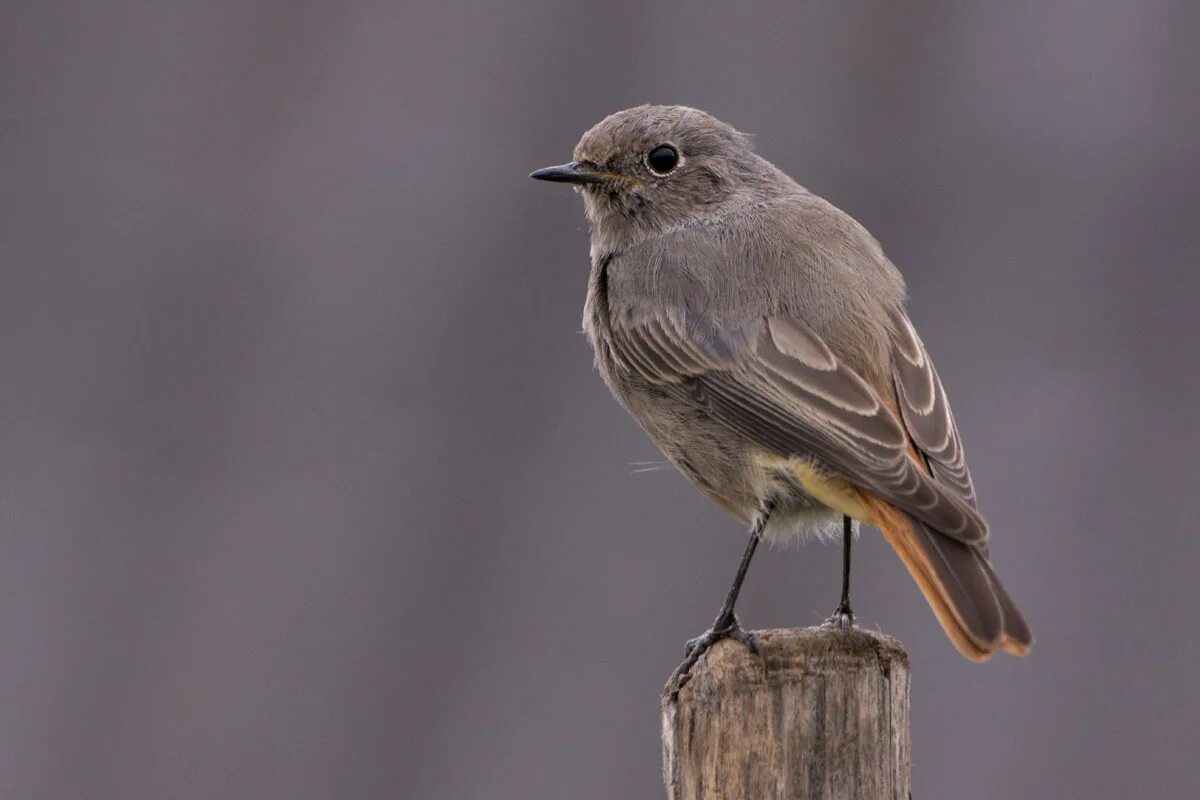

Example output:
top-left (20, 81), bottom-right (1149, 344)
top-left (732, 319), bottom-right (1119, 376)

top-left (864, 495), bottom-right (1033, 660)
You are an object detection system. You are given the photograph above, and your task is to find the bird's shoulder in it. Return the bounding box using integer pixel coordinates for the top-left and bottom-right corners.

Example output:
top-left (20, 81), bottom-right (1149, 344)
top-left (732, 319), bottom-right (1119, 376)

top-left (594, 191), bottom-right (905, 370)
top-left (611, 192), bottom-right (900, 294)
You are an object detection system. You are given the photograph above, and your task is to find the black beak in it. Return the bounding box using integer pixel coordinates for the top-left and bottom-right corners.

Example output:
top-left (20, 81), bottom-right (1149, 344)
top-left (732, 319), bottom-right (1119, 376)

top-left (529, 161), bottom-right (609, 185)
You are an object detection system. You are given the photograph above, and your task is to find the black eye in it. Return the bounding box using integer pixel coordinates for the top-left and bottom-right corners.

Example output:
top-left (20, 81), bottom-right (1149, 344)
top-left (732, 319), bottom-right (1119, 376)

top-left (646, 144), bottom-right (679, 175)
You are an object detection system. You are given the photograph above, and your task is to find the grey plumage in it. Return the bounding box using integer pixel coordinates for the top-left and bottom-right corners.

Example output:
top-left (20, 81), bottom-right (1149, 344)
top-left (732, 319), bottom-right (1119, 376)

top-left (533, 105), bottom-right (1031, 660)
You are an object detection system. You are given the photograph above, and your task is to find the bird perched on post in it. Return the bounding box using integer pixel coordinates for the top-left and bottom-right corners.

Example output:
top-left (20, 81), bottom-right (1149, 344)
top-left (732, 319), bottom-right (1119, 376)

top-left (531, 105), bottom-right (1031, 681)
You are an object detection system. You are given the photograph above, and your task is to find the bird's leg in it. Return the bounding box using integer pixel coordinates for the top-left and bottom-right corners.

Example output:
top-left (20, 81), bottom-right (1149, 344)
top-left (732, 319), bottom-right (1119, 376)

top-left (672, 500), bottom-right (774, 687)
top-left (827, 515), bottom-right (855, 630)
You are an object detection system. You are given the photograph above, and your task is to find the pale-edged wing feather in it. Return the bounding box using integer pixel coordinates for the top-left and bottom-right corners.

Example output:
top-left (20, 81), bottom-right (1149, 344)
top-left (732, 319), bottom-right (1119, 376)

top-left (610, 309), bottom-right (988, 544)
top-left (889, 309), bottom-right (979, 511)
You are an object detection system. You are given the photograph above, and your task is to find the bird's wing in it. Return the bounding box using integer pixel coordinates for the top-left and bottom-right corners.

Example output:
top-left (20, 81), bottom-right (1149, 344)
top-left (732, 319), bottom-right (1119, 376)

top-left (609, 307), bottom-right (988, 544)
top-left (888, 308), bottom-right (980, 513)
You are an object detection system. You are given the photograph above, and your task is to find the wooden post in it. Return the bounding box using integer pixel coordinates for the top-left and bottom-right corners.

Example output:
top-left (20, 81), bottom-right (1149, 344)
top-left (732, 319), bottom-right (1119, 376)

top-left (661, 627), bottom-right (910, 800)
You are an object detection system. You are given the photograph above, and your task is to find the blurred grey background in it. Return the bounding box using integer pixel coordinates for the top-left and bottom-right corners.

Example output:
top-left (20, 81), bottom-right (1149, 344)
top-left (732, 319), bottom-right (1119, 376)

top-left (2, 1), bottom-right (1198, 797)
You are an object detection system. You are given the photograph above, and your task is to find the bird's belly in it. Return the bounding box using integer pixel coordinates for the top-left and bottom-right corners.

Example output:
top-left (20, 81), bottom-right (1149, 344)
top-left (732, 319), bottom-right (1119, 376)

top-left (616, 383), bottom-right (760, 519)
top-left (612, 380), bottom-right (848, 543)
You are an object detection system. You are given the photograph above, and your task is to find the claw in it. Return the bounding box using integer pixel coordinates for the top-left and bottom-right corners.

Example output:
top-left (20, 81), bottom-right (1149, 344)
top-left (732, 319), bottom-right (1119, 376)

top-left (825, 602), bottom-right (855, 632)
top-left (730, 626), bottom-right (762, 656)
top-left (671, 615), bottom-right (763, 690)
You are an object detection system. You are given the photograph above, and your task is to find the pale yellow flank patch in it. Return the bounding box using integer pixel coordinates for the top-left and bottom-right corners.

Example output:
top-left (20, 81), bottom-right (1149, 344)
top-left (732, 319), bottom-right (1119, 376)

top-left (756, 453), bottom-right (877, 522)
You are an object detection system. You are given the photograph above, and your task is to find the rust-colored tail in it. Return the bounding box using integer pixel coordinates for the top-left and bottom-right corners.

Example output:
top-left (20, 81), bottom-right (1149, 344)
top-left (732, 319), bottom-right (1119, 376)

top-left (864, 496), bottom-right (1032, 660)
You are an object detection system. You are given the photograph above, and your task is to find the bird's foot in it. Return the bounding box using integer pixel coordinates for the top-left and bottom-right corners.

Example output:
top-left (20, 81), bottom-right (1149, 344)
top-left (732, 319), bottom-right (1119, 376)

top-left (670, 613), bottom-right (761, 692)
top-left (824, 601), bottom-right (855, 632)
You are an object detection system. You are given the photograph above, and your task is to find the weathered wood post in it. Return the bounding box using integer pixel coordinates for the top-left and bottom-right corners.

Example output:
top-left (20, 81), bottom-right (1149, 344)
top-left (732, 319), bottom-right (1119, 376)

top-left (661, 627), bottom-right (910, 800)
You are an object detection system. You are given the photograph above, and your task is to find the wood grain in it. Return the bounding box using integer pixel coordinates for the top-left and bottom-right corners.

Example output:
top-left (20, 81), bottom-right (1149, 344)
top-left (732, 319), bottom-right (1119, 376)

top-left (661, 627), bottom-right (910, 800)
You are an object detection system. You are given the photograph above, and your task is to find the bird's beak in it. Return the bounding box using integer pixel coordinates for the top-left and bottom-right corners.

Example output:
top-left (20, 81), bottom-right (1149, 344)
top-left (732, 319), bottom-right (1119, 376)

top-left (529, 161), bottom-right (610, 185)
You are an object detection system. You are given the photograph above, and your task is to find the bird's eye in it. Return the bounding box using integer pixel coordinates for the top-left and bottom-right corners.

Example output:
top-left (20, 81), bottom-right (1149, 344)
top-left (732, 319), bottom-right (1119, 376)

top-left (646, 144), bottom-right (679, 175)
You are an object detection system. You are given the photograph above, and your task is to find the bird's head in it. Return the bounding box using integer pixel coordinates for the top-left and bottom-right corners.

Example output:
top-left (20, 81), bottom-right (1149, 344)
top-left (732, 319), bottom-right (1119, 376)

top-left (531, 105), bottom-right (787, 251)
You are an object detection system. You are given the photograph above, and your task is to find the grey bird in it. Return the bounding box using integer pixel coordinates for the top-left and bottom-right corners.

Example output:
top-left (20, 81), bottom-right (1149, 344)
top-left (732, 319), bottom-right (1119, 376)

top-left (530, 105), bottom-right (1031, 679)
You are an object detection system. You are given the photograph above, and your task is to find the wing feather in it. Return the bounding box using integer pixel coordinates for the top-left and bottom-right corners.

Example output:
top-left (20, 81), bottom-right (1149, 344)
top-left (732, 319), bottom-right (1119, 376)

top-left (610, 309), bottom-right (988, 543)
top-left (889, 309), bottom-right (979, 510)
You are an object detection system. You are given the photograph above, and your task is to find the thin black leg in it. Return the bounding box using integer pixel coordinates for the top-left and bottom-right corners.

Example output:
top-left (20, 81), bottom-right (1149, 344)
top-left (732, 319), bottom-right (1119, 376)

top-left (710, 522), bottom-right (761, 628)
top-left (671, 500), bottom-right (775, 687)
top-left (828, 515), bottom-right (855, 630)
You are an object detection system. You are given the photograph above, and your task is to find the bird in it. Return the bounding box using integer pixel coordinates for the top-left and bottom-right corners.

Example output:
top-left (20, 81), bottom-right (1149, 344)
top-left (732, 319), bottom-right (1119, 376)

top-left (530, 105), bottom-right (1031, 681)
